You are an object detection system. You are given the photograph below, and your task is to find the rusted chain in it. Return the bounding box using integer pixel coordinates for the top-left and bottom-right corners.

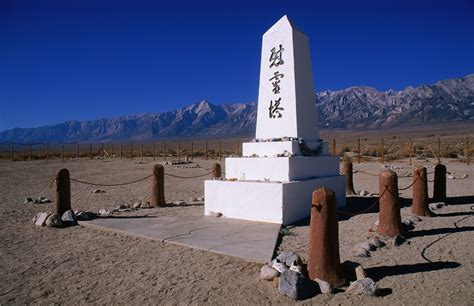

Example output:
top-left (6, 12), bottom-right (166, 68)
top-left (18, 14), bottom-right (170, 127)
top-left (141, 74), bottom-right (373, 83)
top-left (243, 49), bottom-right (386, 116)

top-left (398, 175), bottom-right (419, 191)
top-left (337, 185), bottom-right (388, 216)
top-left (164, 171), bottom-right (213, 179)
top-left (353, 169), bottom-right (379, 177)
top-left (49, 176), bottom-right (58, 188)
top-left (421, 208), bottom-right (474, 263)
top-left (70, 174), bottom-right (154, 187)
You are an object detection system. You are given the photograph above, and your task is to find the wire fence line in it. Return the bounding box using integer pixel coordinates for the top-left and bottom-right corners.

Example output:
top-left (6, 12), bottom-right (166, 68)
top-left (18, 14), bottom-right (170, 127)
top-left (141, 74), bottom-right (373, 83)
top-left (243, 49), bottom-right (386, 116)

top-left (337, 166), bottom-right (440, 216)
top-left (1, 136), bottom-right (471, 165)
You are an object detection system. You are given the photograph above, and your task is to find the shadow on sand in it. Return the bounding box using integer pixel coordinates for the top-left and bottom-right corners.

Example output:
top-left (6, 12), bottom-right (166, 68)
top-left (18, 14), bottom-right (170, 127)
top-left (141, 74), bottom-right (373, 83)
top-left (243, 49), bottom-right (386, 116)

top-left (366, 261), bottom-right (461, 282)
top-left (445, 196), bottom-right (474, 205)
top-left (408, 225), bottom-right (474, 238)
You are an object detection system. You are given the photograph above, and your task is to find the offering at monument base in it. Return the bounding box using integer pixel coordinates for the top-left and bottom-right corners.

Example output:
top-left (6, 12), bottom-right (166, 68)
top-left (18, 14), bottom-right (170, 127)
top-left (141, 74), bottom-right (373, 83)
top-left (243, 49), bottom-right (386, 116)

top-left (205, 15), bottom-right (345, 225)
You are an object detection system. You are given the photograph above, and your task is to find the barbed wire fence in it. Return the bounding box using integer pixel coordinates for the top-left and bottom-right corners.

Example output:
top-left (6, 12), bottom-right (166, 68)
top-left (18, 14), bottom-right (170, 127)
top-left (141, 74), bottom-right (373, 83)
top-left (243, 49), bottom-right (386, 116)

top-left (2, 136), bottom-right (472, 165)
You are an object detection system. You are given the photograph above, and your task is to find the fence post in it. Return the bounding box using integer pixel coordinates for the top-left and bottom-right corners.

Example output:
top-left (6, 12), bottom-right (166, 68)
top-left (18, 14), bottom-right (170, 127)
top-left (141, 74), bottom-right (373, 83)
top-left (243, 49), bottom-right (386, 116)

top-left (29, 144), bottom-right (32, 161)
top-left (378, 169), bottom-right (402, 237)
top-left (54, 168), bottom-right (71, 216)
top-left (151, 164), bottom-right (165, 207)
top-left (412, 166), bottom-right (434, 217)
top-left (381, 138), bottom-right (384, 164)
top-left (342, 158), bottom-right (356, 195)
top-left (466, 137), bottom-right (470, 165)
top-left (61, 144), bottom-right (65, 162)
top-left (357, 138), bottom-right (361, 164)
top-left (164, 142), bottom-right (167, 161)
top-left (178, 143), bottom-right (181, 161)
top-left (433, 164), bottom-right (447, 203)
top-left (46, 144), bottom-right (49, 161)
top-left (205, 141), bottom-right (208, 160)
top-left (332, 138), bottom-right (336, 156)
top-left (212, 162), bottom-right (222, 178)
top-left (437, 138), bottom-right (441, 164)
top-left (219, 141), bottom-right (222, 161)
top-left (307, 187), bottom-right (345, 287)
top-left (89, 144), bottom-right (92, 160)
top-left (191, 142), bottom-right (194, 160)
top-left (409, 142), bottom-right (413, 166)
top-left (120, 144), bottom-right (123, 160)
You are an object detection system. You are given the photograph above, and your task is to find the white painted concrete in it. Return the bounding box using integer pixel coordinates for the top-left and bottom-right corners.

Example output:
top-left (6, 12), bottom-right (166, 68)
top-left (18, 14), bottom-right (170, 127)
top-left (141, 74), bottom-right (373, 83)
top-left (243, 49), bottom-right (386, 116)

top-left (205, 176), bottom-right (345, 225)
top-left (225, 156), bottom-right (339, 182)
top-left (204, 16), bottom-right (344, 225)
top-left (255, 15), bottom-right (319, 142)
top-left (242, 141), bottom-right (329, 157)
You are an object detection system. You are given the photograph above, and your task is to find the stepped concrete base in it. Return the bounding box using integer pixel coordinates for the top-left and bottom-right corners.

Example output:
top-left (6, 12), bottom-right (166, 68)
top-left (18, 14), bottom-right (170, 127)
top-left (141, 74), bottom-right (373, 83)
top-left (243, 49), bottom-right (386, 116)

top-left (242, 141), bottom-right (329, 157)
top-left (205, 175), bottom-right (345, 225)
top-left (225, 156), bottom-right (339, 182)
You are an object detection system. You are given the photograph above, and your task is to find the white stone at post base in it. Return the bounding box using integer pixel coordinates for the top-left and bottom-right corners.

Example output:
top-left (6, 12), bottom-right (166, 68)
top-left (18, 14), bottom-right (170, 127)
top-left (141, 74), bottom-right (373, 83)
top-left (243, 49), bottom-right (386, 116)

top-left (242, 141), bottom-right (329, 157)
top-left (225, 156), bottom-right (339, 182)
top-left (205, 176), bottom-right (345, 225)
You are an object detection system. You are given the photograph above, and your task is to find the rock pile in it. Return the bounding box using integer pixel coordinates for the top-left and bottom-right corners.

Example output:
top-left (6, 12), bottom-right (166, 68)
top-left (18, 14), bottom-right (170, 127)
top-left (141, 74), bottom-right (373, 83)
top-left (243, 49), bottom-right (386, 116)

top-left (260, 251), bottom-right (382, 300)
top-left (91, 189), bottom-right (106, 194)
top-left (260, 251), bottom-right (310, 300)
top-left (353, 236), bottom-right (386, 258)
top-left (24, 196), bottom-right (52, 204)
top-left (32, 209), bottom-right (94, 228)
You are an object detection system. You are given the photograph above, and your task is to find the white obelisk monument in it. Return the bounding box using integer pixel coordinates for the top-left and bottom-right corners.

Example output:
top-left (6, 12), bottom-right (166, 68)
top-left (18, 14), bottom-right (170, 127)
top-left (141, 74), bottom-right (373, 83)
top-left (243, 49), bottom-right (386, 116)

top-left (205, 16), bottom-right (345, 225)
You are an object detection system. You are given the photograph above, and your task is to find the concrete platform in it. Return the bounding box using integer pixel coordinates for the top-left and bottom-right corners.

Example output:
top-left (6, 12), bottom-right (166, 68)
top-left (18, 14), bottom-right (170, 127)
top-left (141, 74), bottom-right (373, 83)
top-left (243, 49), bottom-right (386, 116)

top-left (225, 156), bottom-right (339, 181)
top-left (205, 175), bottom-right (345, 225)
top-left (79, 215), bottom-right (280, 263)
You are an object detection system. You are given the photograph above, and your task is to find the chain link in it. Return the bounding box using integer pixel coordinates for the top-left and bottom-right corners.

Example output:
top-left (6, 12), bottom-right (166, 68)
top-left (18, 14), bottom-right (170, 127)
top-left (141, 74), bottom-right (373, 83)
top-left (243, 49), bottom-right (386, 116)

top-left (336, 185), bottom-right (388, 216)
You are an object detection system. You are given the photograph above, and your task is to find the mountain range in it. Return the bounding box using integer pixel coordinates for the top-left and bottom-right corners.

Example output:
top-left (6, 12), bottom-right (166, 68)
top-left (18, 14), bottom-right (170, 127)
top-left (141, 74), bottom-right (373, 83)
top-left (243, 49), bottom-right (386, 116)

top-left (1, 74), bottom-right (473, 144)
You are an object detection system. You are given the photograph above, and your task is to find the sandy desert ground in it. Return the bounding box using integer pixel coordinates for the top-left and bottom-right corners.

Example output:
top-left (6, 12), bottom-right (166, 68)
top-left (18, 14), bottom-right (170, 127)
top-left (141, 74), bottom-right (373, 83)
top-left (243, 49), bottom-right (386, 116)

top-left (0, 156), bottom-right (473, 304)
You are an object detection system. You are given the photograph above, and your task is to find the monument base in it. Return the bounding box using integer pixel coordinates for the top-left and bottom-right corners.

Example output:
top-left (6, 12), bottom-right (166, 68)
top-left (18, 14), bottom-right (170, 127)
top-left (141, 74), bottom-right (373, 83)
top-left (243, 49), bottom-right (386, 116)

top-left (243, 140), bottom-right (329, 157)
top-left (205, 176), bottom-right (345, 225)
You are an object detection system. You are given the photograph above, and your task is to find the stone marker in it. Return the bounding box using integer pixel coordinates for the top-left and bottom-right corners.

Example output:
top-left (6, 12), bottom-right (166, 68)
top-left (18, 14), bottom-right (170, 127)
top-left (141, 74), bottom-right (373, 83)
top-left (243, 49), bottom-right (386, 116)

top-left (307, 188), bottom-right (345, 287)
top-left (54, 168), bottom-right (71, 216)
top-left (392, 235), bottom-right (405, 246)
top-left (278, 270), bottom-right (308, 300)
top-left (314, 278), bottom-right (334, 294)
top-left (204, 15), bottom-right (345, 225)
top-left (46, 214), bottom-right (63, 228)
top-left (355, 265), bottom-right (367, 280)
top-left (275, 250), bottom-right (302, 267)
top-left (260, 264), bottom-right (279, 281)
top-left (342, 158), bottom-right (356, 195)
top-left (346, 278), bottom-right (378, 296)
top-left (412, 167), bottom-right (434, 217)
top-left (211, 163), bottom-right (222, 179)
top-left (151, 164), bottom-right (165, 207)
top-left (368, 236), bottom-right (385, 249)
top-left (377, 169), bottom-right (403, 237)
top-left (34, 212), bottom-right (49, 226)
top-left (432, 163), bottom-right (447, 203)
top-left (61, 210), bottom-right (77, 226)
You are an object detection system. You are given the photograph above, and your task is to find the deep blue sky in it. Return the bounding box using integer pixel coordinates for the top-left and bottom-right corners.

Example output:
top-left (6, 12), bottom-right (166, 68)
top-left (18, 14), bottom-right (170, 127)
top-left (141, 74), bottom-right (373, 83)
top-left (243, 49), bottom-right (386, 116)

top-left (1, 0), bottom-right (473, 131)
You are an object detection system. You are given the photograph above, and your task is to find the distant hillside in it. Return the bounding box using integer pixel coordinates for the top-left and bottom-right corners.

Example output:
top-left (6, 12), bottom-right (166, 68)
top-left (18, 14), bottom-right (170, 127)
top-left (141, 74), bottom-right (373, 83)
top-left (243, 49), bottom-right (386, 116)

top-left (1, 74), bottom-right (473, 144)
